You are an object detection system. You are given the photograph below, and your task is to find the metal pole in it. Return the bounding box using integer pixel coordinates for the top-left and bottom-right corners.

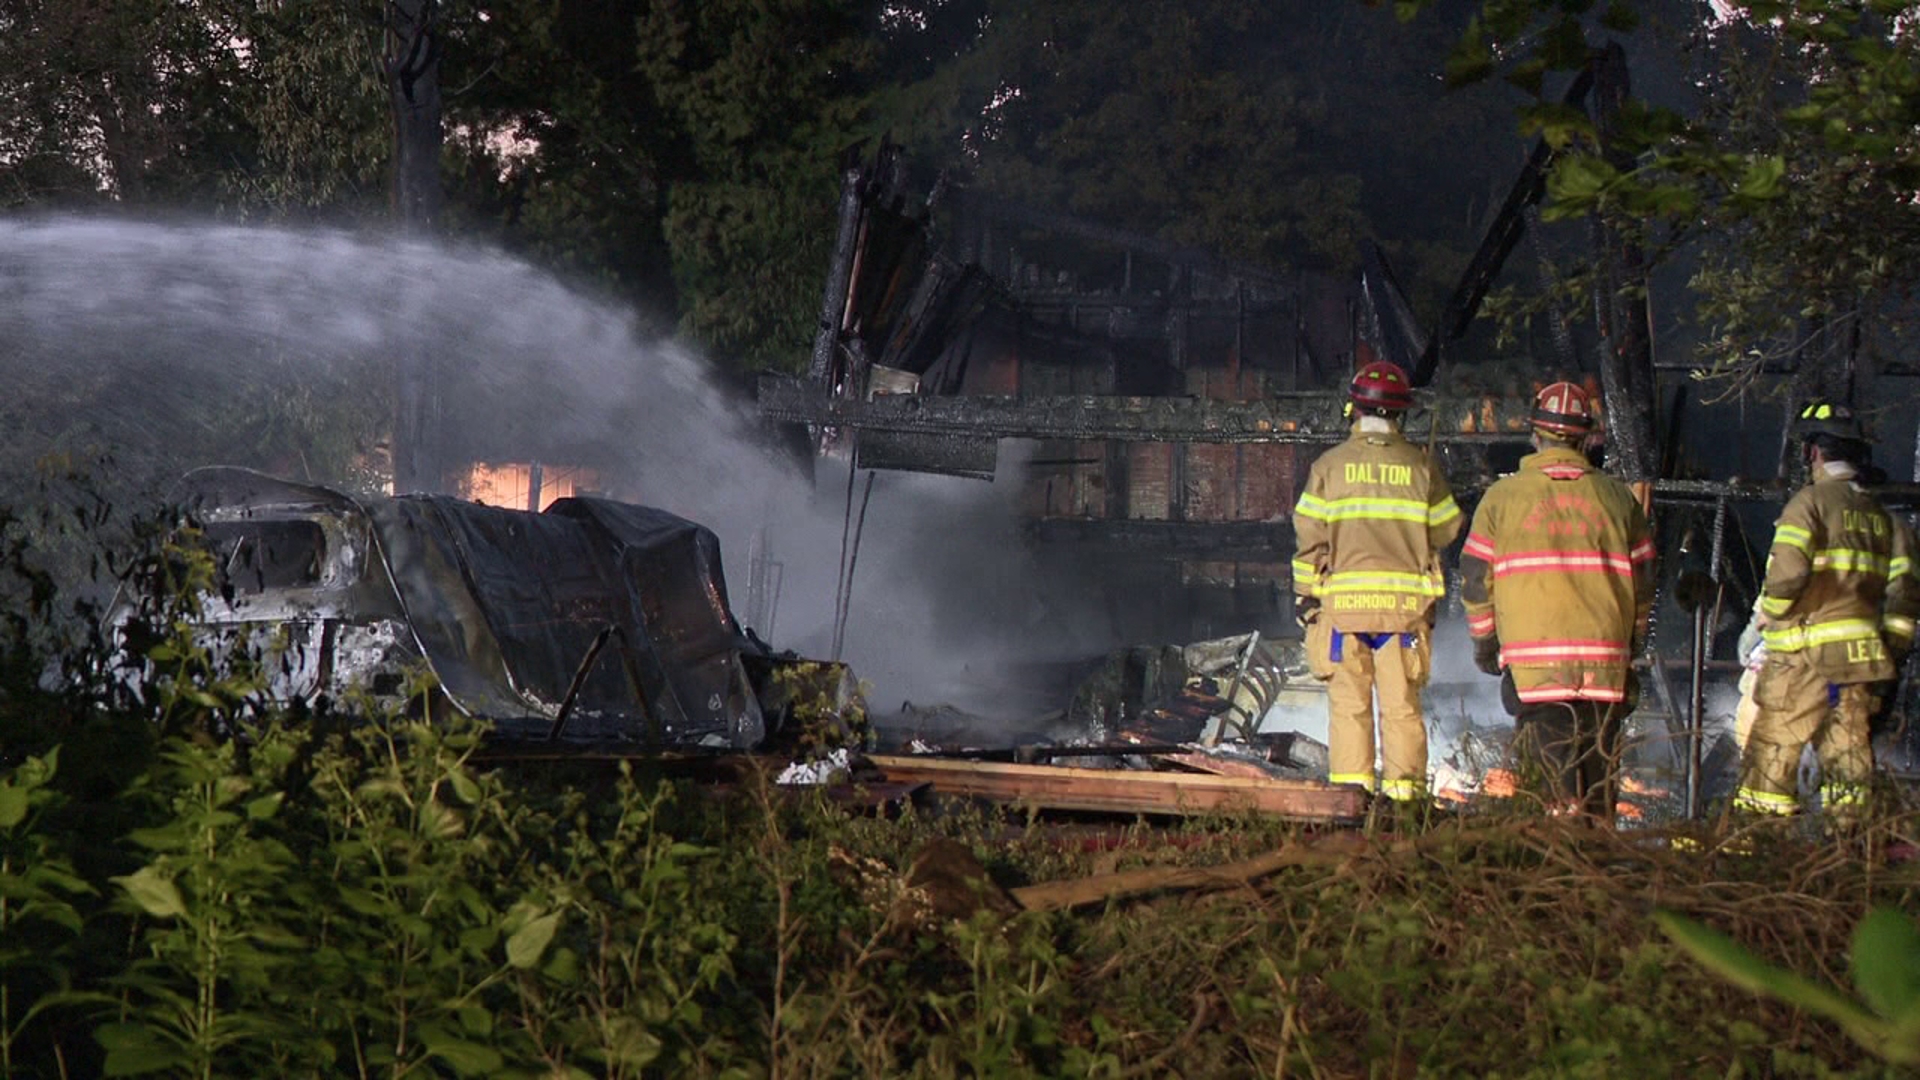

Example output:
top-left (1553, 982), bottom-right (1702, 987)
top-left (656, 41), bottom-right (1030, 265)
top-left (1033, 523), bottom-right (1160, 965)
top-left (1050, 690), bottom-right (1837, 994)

top-left (1685, 497), bottom-right (1730, 818)
top-left (1686, 601), bottom-right (1706, 818)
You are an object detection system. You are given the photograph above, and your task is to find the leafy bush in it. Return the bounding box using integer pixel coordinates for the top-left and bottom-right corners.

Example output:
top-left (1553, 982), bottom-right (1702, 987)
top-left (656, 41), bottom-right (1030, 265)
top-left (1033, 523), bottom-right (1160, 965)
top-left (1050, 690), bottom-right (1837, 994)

top-left (2, 484), bottom-right (1919, 1078)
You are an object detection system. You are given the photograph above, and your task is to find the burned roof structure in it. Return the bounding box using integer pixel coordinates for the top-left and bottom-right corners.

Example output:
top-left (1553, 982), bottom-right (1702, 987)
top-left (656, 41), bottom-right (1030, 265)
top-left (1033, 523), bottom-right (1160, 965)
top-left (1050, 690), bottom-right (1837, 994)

top-left (762, 142), bottom-right (1554, 645)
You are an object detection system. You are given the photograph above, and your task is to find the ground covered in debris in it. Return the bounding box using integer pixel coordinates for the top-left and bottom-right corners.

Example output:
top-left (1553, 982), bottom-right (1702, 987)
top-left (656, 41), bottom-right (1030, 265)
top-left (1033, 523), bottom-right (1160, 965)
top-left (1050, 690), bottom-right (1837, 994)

top-left (8, 691), bottom-right (1920, 1078)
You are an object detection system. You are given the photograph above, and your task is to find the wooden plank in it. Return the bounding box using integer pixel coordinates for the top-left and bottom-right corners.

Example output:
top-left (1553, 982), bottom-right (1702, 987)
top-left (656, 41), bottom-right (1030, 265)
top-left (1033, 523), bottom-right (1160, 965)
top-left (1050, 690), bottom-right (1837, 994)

top-left (1239, 443), bottom-right (1293, 519)
top-left (1156, 751), bottom-right (1286, 781)
top-left (865, 754), bottom-right (1365, 822)
top-left (1127, 442), bottom-right (1173, 520)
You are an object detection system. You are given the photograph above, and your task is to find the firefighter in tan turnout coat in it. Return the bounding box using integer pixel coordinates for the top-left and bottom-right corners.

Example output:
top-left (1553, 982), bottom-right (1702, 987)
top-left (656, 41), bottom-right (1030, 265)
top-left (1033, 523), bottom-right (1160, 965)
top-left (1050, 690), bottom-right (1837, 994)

top-left (1462, 381), bottom-right (1655, 819)
top-left (1291, 361), bottom-right (1463, 801)
top-left (1738, 402), bottom-right (1920, 817)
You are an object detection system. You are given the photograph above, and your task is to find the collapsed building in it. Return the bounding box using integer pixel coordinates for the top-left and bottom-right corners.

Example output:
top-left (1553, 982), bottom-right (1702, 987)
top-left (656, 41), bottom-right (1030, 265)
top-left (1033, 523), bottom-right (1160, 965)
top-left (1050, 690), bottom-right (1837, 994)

top-left (760, 109), bottom-right (1920, 813)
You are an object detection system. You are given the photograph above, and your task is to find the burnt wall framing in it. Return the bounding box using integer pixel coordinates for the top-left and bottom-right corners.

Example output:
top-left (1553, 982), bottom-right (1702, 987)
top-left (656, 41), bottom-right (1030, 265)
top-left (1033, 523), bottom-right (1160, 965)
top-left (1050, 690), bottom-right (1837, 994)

top-left (760, 376), bottom-right (1536, 447)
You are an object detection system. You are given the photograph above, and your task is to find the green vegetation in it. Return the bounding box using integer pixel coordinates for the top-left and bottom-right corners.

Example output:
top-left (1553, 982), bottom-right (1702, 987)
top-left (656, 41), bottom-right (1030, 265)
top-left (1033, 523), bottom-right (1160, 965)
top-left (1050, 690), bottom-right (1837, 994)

top-left (1659, 905), bottom-right (1920, 1066)
top-left (1402, 0), bottom-right (1920, 395)
top-left (1, 494), bottom-right (1917, 1078)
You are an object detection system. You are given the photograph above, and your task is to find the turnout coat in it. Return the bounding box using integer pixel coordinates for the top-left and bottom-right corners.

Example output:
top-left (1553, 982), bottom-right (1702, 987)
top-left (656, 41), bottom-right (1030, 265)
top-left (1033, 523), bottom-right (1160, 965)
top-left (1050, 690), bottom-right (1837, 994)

top-left (1291, 423), bottom-right (1462, 634)
top-left (1461, 445), bottom-right (1655, 705)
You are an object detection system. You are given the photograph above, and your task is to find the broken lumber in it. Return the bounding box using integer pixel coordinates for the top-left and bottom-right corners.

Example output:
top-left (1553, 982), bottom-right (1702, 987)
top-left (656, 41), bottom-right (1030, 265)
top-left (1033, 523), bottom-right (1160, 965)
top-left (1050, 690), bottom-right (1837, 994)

top-left (864, 754), bottom-right (1365, 821)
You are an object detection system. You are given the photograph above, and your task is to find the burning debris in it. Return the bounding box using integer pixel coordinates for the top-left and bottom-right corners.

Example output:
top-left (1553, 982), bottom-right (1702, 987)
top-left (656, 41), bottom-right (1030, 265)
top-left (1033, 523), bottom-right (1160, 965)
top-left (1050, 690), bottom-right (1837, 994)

top-left (849, 632), bottom-right (1363, 823)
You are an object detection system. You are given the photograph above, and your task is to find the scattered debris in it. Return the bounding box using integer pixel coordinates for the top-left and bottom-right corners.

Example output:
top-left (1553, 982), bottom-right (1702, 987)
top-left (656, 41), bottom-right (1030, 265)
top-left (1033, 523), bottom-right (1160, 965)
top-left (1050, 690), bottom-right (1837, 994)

top-left (1063, 632), bottom-right (1311, 747)
top-left (777, 747), bottom-right (853, 786)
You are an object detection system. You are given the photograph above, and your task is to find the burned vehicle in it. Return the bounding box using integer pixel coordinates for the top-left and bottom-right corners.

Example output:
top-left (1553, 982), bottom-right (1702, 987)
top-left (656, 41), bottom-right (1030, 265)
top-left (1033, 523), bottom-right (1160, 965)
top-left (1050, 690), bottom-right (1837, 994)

top-left (110, 467), bottom-right (855, 751)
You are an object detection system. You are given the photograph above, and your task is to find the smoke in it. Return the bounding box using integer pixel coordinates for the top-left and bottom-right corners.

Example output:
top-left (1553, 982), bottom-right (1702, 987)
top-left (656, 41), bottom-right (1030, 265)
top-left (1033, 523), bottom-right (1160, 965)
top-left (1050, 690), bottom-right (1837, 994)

top-left (0, 214), bottom-right (1108, 717)
top-left (766, 442), bottom-right (1112, 717)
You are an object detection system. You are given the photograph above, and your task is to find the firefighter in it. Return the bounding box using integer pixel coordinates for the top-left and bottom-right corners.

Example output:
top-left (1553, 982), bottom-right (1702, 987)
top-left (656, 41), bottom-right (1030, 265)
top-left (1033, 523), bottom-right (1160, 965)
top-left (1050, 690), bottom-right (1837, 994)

top-left (1291, 360), bottom-right (1462, 802)
top-left (1461, 381), bottom-right (1656, 820)
top-left (1737, 402), bottom-right (1919, 819)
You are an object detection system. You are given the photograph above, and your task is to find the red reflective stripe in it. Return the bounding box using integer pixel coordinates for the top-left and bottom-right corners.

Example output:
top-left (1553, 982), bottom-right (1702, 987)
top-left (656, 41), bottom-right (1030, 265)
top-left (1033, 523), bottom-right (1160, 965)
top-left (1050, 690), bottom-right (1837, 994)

top-left (1503, 640), bottom-right (1630, 662)
top-left (1515, 684), bottom-right (1626, 704)
top-left (1492, 551), bottom-right (1635, 576)
top-left (1629, 540), bottom-right (1656, 562)
top-left (1505, 641), bottom-right (1630, 654)
top-left (1467, 613), bottom-right (1495, 635)
top-left (1541, 465), bottom-right (1587, 480)
top-left (1463, 533), bottom-right (1496, 560)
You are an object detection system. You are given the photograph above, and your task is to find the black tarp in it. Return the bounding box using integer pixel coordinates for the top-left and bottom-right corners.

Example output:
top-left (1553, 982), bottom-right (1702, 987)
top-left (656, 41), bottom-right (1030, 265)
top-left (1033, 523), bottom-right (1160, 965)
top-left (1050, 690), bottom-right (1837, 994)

top-left (168, 467), bottom-right (763, 748)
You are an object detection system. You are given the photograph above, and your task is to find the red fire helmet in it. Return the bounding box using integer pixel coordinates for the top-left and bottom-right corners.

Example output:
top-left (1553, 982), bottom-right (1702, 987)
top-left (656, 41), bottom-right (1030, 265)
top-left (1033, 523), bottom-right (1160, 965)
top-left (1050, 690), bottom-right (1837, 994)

top-left (1531, 381), bottom-right (1596, 437)
top-left (1350, 360), bottom-right (1413, 413)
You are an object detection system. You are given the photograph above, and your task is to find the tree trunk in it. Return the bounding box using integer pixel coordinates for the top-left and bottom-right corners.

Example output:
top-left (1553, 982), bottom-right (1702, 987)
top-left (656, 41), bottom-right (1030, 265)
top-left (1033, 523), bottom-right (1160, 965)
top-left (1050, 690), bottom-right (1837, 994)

top-left (387, 0), bottom-right (444, 493)
top-left (1589, 43), bottom-right (1658, 484)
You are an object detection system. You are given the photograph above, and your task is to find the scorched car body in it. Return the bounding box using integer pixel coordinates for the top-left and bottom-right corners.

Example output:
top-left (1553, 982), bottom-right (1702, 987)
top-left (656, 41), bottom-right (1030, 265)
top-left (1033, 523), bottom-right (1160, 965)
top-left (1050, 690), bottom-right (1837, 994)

top-left (111, 466), bottom-right (849, 750)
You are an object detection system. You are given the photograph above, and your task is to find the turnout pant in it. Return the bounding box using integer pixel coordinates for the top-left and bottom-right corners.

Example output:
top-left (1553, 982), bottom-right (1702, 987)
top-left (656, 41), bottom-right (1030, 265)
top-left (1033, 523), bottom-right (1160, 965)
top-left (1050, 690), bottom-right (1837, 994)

top-left (1511, 698), bottom-right (1626, 819)
top-left (1316, 628), bottom-right (1430, 800)
top-left (1739, 649), bottom-right (1875, 815)
top-left (1733, 666), bottom-right (1760, 751)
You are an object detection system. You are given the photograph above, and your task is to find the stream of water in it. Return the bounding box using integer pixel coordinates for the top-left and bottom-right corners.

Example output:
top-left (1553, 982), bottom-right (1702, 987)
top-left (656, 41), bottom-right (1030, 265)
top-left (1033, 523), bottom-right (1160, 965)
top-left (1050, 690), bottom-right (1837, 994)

top-left (0, 214), bottom-right (1098, 716)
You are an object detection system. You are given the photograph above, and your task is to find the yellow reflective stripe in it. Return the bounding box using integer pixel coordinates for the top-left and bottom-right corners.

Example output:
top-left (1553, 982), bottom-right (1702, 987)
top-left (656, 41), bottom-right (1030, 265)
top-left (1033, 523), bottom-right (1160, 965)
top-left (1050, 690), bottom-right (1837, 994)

top-left (1772, 524), bottom-right (1812, 553)
top-left (1885, 615), bottom-right (1915, 638)
top-left (1820, 784), bottom-right (1869, 809)
top-left (1291, 559), bottom-right (1318, 579)
top-left (1330, 772), bottom-right (1377, 792)
top-left (1429, 496), bottom-right (1462, 527)
top-left (1810, 548), bottom-right (1890, 575)
top-left (1735, 787), bottom-right (1797, 815)
top-left (1304, 497), bottom-right (1434, 524)
top-left (1294, 493), bottom-right (1331, 520)
top-left (1379, 778), bottom-right (1426, 801)
top-left (1892, 556), bottom-right (1912, 578)
top-left (1759, 594), bottom-right (1795, 618)
top-left (1321, 570), bottom-right (1446, 597)
top-left (1760, 618), bottom-right (1882, 651)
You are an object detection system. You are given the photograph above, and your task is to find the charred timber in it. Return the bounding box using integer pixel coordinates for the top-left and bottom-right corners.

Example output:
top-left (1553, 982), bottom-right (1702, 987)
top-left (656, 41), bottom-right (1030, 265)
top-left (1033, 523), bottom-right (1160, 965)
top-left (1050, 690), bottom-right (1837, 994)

top-left (758, 377), bottom-right (1535, 445)
top-left (1025, 519), bottom-right (1291, 560)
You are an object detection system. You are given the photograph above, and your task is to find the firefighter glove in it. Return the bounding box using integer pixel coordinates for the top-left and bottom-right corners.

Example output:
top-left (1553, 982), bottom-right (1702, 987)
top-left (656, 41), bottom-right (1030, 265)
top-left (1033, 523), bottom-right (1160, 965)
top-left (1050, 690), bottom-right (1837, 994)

top-left (1294, 596), bottom-right (1321, 629)
top-left (1473, 635), bottom-right (1502, 676)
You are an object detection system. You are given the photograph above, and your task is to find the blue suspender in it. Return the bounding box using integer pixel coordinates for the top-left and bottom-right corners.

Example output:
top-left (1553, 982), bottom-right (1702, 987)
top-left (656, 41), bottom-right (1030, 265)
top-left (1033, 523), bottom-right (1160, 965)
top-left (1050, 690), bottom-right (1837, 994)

top-left (1328, 631), bottom-right (1417, 663)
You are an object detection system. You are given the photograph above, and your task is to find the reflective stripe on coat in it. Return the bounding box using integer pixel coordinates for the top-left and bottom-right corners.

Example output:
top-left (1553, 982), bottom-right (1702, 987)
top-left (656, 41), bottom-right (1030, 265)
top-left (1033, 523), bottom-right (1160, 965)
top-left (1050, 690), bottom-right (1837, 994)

top-left (1291, 424), bottom-right (1461, 633)
top-left (1460, 445), bottom-right (1654, 704)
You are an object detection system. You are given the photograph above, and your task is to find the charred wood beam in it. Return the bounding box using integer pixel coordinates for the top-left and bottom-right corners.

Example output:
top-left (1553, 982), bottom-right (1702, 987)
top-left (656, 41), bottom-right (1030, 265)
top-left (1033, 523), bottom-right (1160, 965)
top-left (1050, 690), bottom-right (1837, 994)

top-left (1025, 519), bottom-right (1292, 561)
top-left (1418, 65), bottom-right (1597, 386)
top-left (1649, 479), bottom-right (1920, 511)
top-left (758, 377), bottom-right (1535, 445)
top-left (1646, 478), bottom-right (1782, 502)
top-left (809, 155), bottom-right (867, 390)
top-left (1016, 295), bottom-right (1293, 317)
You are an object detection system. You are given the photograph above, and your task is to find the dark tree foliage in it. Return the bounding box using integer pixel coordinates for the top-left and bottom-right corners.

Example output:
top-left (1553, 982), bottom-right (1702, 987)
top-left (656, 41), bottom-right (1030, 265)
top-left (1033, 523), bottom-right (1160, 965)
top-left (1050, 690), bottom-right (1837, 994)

top-left (888, 0), bottom-right (1521, 308)
top-left (1405, 0), bottom-right (1920, 397)
top-left (0, 0), bottom-right (1528, 373)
